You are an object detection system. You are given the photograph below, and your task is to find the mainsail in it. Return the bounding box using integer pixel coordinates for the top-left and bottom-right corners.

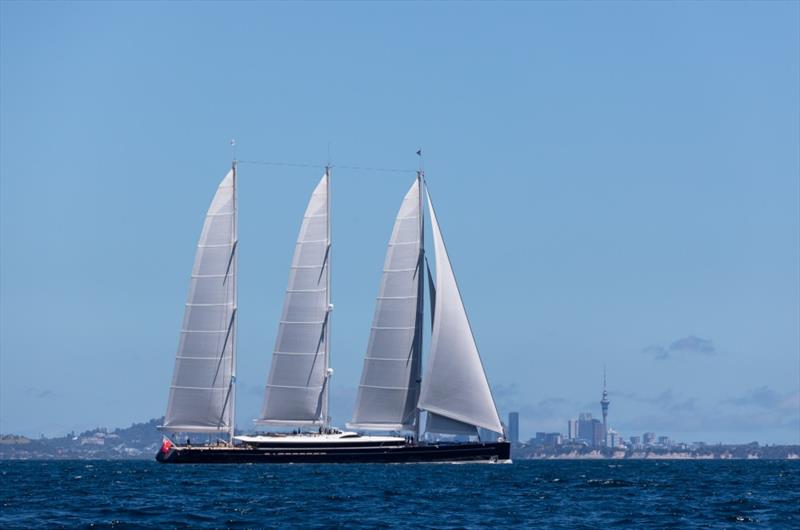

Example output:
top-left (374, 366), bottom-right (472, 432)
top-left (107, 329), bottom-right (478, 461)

top-left (417, 191), bottom-right (503, 435)
top-left (349, 177), bottom-right (424, 431)
top-left (258, 171), bottom-right (331, 425)
top-left (162, 168), bottom-right (237, 435)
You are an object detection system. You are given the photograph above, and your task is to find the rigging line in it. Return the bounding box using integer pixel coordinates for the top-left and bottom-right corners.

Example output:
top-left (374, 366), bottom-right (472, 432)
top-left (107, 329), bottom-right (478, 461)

top-left (237, 159), bottom-right (416, 174)
top-left (237, 159), bottom-right (326, 169)
top-left (335, 164), bottom-right (416, 174)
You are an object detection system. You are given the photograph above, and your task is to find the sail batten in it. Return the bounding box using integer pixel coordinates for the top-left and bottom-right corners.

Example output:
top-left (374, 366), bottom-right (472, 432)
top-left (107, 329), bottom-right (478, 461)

top-left (162, 170), bottom-right (237, 434)
top-left (350, 179), bottom-right (423, 431)
top-left (258, 173), bottom-right (330, 425)
top-left (418, 191), bottom-right (503, 435)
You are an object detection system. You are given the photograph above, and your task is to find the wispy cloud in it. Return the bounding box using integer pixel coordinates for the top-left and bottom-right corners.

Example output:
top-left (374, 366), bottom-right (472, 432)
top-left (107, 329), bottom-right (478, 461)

top-left (514, 396), bottom-right (580, 434)
top-left (614, 389), bottom-right (675, 406)
top-left (669, 397), bottom-right (699, 413)
top-left (491, 383), bottom-right (519, 403)
top-left (613, 388), bottom-right (697, 413)
top-left (25, 387), bottom-right (55, 399)
top-left (519, 397), bottom-right (577, 422)
top-left (616, 386), bottom-right (800, 440)
top-left (722, 386), bottom-right (799, 412)
top-left (643, 335), bottom-right (716, 360)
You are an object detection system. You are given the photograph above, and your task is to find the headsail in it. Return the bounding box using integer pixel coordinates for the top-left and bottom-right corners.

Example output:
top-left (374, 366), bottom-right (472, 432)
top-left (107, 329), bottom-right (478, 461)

top-left (418, 191), bottom-right (503, 435)
top-left (258, 172), bottom-right (331, 425)
top-left (349, 178), bottom-right (424, 431)
top-left (162, 169), bottom-right (237, 434)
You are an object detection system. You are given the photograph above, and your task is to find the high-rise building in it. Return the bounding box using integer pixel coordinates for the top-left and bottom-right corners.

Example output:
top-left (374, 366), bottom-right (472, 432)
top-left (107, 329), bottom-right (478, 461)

top-left (577, 412), bottom-right (594, 443)
top-left (575, 413), bottom-right (605, 447)
top-left (508, 412), bottom-right (519, 445)
top-left (600, 366), bottom-right (610, 446)
top-left (591, 419), bottom-right (605, 447)
top-left (568, 419), bottom-right (579, 440)
top-left (608, 429), bottom-right (620, 448)
top-left (643, 432), bottom-right (656, 445)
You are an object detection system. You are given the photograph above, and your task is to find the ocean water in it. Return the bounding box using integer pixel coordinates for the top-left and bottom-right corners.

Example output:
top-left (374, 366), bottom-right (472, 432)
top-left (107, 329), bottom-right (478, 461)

top-left (1, 460), bottom-right (798, 528)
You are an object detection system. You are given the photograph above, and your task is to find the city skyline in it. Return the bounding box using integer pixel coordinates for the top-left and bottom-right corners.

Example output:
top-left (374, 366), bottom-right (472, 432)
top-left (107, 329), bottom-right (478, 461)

top-left (502, 366), bottom-right (797, 446)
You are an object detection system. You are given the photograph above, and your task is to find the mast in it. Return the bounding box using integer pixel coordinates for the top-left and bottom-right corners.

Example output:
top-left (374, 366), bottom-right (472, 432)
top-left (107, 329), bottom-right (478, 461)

top-left (414, 169), bottom-right (424, 442)
top-left (229, 159), bottom-right (238, 444)
top-left (324, 165), bottom-right (332, 428)
top-left (601, 365), bottom-right (610, 447)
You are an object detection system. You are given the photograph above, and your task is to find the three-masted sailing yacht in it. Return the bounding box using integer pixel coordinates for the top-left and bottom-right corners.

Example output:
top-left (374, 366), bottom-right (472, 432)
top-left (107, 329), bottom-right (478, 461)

top-left (157, 163), bottom-right (510, 463)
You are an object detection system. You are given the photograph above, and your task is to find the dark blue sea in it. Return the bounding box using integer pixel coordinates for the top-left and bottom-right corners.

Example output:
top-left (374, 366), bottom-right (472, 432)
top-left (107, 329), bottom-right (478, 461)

top-left (1, 460), bottom-right (798, 528)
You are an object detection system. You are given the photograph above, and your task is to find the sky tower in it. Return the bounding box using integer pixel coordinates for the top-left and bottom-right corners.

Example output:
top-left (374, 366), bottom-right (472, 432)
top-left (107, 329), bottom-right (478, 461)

top-left (601, 366), bottom-right (610, 446)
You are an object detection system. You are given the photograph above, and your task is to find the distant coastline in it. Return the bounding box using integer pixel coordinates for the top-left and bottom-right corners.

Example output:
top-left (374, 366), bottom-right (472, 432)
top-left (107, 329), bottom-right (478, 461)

top-left (1, 418), bottom-right (798, 460)
top-left (512, 444), bottom-right (800, 460)
top-left (0, 418), bottom-right (163, 461)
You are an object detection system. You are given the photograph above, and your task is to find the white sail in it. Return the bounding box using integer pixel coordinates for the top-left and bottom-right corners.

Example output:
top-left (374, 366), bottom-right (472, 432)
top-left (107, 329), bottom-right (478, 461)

top-left (418, 192), bottom-right (503, 434)
top-left (258, 172), bottom-right (330, 425)
top-left (162, 169), bottom-right (237, 434)
top-left (349, 178), bottom-right (423, 431)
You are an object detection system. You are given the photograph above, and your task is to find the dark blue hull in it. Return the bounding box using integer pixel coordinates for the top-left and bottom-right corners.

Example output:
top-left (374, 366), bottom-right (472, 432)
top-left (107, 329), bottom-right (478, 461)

top-left (156, 441), bottom-right (510, 464)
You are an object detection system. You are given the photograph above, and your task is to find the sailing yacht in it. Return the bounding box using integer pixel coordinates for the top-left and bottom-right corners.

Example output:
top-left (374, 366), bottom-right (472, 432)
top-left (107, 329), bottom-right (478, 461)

top-left (156, 163), bottom-right (510, 463)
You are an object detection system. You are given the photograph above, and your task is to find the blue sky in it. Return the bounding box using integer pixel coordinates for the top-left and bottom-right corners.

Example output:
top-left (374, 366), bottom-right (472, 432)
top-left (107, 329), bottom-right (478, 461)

top-left (1, 1), bottom-right (798, 443)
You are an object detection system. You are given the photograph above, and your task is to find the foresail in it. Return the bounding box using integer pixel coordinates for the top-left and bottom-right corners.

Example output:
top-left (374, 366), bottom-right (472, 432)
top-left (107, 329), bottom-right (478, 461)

top-left (258, 173), bottom-right (330, 425)
top-left (349, 179), bottom-right (423, 431)
top-left (163, 170), bottom-right (236, 433)
top-left (418, 192), bottom-right (503, 434)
